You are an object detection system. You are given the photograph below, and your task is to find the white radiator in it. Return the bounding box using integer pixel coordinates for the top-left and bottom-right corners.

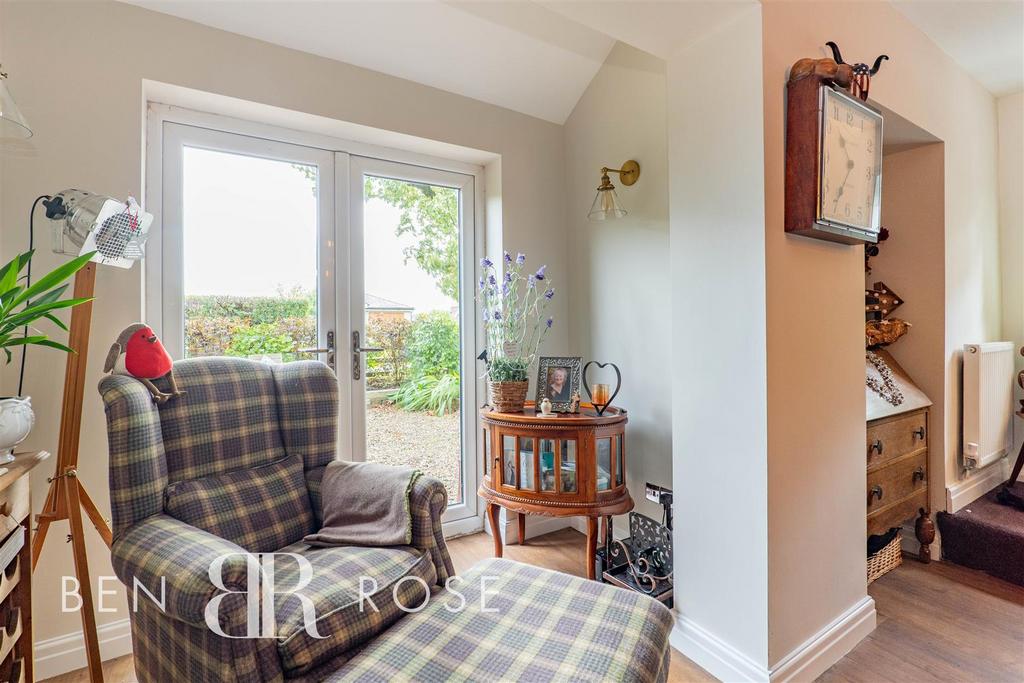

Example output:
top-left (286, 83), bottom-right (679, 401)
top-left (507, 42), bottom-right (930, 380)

top-left (962, 342), bottom-right (1015, 470)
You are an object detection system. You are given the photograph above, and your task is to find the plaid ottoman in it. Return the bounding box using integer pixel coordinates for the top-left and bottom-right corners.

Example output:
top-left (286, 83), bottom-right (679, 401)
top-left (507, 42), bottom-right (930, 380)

top-left (325, 558), bottom-right (673, 683)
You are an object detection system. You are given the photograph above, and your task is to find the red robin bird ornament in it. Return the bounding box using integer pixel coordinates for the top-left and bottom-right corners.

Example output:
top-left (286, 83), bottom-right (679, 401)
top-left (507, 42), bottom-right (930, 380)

top-left (104, 323), bottom-right (184, 403)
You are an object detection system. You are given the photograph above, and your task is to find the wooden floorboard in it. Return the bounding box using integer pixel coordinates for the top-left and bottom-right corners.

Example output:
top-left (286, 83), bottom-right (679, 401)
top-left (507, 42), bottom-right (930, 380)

top-left (43, 529), bottom-right (1023, 682)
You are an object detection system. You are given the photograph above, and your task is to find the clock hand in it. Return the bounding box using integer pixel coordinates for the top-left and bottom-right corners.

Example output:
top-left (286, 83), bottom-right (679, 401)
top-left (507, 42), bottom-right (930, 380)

top-left (833, 159), bottom-right (855, 211)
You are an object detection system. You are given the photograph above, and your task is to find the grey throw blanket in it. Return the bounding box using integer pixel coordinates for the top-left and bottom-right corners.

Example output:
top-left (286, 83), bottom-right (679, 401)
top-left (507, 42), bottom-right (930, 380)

top-left (304, 460), bottom-right (423, 547)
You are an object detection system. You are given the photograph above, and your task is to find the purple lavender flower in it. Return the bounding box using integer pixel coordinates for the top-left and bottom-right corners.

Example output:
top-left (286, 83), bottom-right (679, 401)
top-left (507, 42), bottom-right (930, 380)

top-left (481, 257), bottom-right (493, 268)
top-left (535, 265), bottom-right (547, 281)
top-left (488, 274), bottom-right (496, 286)
top-left (544, 288), bottom-right (555, 300)
top-left (546, 317), bottom-right (553, 328)
top-left (493, 310), bottom-right (502, 321)
top-left (527, 274), bottom-right (536, 288)
top-left (504, 272), bottom-right (512, 283)
top-left (478, 277), bottom-right (486, 291)
top-left (504, 251), bottom-right (512, 264)
top-left (483, 309), bottom-right (490, 322)
top-left (501, 282), bottom-right (510, 296)
top-left (516, 253), bottom-right (526, 265)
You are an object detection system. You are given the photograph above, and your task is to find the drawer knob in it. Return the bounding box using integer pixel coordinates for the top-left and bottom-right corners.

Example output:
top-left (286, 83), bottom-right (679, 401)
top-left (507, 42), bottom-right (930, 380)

top-left (869, 485), bottom-right (884, 502)
top-left (913, 427), bottom-right (926, 440)
top-left (870, 439), bottom-right (884, 455)
top-left (912, 466), bottom-right (925, 483)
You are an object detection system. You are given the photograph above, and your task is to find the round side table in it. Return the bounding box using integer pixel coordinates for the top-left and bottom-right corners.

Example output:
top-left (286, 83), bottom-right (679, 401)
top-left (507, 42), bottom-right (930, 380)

top-left (478, 402), bottom-right (633, 579)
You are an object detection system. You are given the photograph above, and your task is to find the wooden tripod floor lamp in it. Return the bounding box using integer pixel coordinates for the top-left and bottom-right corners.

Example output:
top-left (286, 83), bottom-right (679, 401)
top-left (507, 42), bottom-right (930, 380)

top-left (30, 191), bottom-right (153, 683)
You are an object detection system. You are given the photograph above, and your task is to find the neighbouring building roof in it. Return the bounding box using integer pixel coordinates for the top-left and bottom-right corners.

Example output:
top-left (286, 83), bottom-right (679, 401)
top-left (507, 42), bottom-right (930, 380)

top-left (365, 294), bottom-right (414, 312)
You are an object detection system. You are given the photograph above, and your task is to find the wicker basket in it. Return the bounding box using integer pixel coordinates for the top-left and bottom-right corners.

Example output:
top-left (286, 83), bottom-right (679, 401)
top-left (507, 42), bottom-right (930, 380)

top-left (488, 380), bottom-right (528, 413)
top-left (867, 534), bottom-right (902, 584)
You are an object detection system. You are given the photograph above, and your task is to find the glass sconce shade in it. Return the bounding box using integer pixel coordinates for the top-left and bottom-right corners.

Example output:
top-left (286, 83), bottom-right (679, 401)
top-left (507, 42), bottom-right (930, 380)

top-left (0, 75), bottom-right (32, 139)
top-left (588, 186), bottom-right (627, 221)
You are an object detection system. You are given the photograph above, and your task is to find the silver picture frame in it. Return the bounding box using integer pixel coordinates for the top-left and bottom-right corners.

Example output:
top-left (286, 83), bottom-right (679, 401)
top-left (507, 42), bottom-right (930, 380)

top-left (535, 356), bottom-right (583, 413)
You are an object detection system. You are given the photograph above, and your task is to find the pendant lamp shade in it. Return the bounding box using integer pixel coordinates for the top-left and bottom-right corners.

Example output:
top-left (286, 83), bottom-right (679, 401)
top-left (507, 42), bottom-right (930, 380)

top-left (0, 69), bottom-right (32, 139)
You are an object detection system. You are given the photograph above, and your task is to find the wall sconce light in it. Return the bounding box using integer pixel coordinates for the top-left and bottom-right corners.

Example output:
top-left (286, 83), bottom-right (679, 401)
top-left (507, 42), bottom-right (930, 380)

top-left (0, 65), bottom-right (32, 139)
top-left (588, 160), bottom-right (640, 221)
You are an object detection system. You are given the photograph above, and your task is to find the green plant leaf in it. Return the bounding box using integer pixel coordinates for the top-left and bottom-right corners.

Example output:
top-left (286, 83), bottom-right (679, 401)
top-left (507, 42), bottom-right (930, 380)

top-left (1, 335), bottom-right (47, 347)
top-left (42, 312), bottom-right (69, 331)
top-left (32, 339), bottom-right (76, 354)
top-left (0, 297), bottom-right (92, 336)
top-left (0, 251), bottom-right (30, 299)
top-left (9, 251), bottom-right (95, 310)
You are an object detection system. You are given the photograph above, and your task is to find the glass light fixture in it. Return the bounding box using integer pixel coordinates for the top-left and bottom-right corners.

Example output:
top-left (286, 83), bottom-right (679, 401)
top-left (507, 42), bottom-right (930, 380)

top-left (587, 160), bottom-right (639, 221)
top-left (0, 66), bottom-right (32, 139)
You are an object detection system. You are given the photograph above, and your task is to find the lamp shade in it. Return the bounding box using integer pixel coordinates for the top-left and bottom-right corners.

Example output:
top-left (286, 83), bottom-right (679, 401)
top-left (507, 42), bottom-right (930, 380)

top-left (588, 186), bottom-right (627, 221)
top-left (0, 75), bottom-right (32, 139)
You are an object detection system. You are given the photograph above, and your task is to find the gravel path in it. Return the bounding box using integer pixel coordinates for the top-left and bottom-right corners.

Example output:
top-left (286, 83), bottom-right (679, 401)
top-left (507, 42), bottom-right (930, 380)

top-left (365, 404), bottom-right (463, 504)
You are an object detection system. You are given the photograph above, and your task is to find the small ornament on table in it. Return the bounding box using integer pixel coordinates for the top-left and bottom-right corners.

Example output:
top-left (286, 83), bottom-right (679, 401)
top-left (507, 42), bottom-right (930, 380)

top-left (538, 397), bottom-right (554, 417)
top-left (569, 392), bottom-right (581, 414)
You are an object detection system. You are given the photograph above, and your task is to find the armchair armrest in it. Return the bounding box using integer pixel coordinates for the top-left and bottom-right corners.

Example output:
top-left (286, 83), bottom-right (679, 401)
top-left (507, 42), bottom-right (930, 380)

top-left (111, 514), bottom-right (255, 629)
top-left (408, 475), bottom-right (454, 584)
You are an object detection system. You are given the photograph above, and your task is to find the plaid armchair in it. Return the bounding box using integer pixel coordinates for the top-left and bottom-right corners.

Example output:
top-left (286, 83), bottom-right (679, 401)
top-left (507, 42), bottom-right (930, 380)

top-left (100, 358), bottom-right (453, 682)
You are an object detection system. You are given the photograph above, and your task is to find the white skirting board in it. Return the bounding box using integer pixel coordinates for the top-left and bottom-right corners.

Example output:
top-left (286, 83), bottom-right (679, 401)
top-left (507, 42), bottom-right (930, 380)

top-left (946, 457), bottom-right (1010, 513)
top-left (35, 618), bottom-right (133, 680)
top-left (671, 597), bottom-right (876, 682)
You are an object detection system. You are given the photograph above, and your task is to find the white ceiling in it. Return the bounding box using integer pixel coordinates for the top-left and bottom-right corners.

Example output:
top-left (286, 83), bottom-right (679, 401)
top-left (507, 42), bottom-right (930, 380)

top-left (122, 0), bottom-right (617, 124)
top-left (122, 0), bottom-right (1021, 128)
top-left (891, 0), bottom-right (1024, 96)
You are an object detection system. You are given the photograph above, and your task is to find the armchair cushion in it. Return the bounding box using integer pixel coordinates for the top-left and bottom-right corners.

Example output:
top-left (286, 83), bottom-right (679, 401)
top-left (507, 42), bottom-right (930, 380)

top-left (165, 452), bottom-right (314, 553)
top-left (111, 514), bottom-right (255, 629)
top-left (273, 542), bottom-right (436, 676)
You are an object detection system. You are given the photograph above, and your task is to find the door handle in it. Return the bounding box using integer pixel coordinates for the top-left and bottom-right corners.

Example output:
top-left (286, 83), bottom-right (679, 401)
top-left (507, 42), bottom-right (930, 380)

top-left (869, 485), bottom-right (884, 502)
top-left (297, 330), bottom-right (335, 371)
top-left (351, 331), bottom-right (383, 380)
top-left (870, 439), bottom-right (884, 455)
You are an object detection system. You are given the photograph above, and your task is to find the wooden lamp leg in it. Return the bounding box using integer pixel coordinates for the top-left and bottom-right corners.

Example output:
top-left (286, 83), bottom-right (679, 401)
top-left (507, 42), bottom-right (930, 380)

top-left (65, 469), bottom-right (104, 682)
top-left (29, 265), bottom-right (109, 682)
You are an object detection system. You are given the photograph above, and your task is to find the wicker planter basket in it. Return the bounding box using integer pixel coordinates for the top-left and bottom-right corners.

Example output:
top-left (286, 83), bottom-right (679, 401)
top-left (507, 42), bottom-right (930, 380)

top-left (488, 380), bottom-right (528, 413)
top-left (867, 534), bottom-right (902, 584)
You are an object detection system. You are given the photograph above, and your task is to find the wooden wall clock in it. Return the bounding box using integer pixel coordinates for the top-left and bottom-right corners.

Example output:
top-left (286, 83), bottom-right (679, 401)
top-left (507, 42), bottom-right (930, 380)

top-left (785, 48), bottom-right (886, 245)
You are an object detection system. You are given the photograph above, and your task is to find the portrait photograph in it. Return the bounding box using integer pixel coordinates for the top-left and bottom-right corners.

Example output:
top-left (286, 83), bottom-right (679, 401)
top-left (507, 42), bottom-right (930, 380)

top-left (535, 356), bottom-right (582, 413)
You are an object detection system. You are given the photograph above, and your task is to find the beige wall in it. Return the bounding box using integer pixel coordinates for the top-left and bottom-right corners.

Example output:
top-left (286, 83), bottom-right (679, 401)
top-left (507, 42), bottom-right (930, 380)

top-left (998, 92), bottom-right (1023, 456)
top-left (669, 4), bottom-right (770, 669)
top-left (1, 0), bottom-right (568, 650)
top-left (563, 42), bottom-right (671, 523)
top-left (876, 143), bottom-right (946, 522)
top-left (762, 0), bottom-right (1001, 665)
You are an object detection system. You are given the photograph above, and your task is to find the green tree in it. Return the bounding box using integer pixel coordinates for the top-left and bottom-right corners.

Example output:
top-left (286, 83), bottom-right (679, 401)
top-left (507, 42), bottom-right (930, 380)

top-left (365, 177), bottom-right (459, 300)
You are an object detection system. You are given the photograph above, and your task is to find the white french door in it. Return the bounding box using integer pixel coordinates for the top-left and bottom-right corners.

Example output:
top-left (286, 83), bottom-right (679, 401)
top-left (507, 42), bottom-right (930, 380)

top-left (347, 156), bottom-right (478, 524)
top-left (152, 116), bottom-right (479, 529)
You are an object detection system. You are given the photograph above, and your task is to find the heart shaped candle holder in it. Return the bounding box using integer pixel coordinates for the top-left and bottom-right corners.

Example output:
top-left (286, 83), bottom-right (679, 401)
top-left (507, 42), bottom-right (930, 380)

top-left (582, 360), bottom-right (621, 416)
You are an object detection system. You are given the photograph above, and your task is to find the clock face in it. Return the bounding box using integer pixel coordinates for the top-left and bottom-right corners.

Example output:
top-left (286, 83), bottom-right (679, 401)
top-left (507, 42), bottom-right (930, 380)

top-left (818, 88), bottom-right (883, 233)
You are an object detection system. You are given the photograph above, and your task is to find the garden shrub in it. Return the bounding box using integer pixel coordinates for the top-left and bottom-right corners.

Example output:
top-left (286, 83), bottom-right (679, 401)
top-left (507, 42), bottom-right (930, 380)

top-left (406, 311), bottom-right (459, 376)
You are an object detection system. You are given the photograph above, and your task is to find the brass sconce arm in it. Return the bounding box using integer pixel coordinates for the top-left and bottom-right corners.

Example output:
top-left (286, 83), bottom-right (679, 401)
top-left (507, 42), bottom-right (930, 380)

top-left (599, 160), bottom-right (641, 187)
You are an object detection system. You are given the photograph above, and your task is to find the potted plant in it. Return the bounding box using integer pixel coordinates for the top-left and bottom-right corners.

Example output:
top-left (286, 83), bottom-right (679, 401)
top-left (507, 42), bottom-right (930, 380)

top-left (479, 251), bottom-right (555, 413)
top-left (0, 250), bottom-right (94, 461)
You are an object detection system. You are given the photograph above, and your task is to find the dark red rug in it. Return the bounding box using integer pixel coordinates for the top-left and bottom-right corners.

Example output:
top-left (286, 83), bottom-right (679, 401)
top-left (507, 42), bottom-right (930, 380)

top-left (937, 481), bottom-right (1024, 587)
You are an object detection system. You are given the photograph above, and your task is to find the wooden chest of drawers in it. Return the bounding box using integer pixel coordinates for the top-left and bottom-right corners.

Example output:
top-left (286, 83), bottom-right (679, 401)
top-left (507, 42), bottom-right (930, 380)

top-left (866, 408), bottom-right (932, 561)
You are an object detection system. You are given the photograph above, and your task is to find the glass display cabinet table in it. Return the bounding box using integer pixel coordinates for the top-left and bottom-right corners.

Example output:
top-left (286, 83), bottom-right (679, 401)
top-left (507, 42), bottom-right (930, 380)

top-left (478, 403), bottom-right (633, 579)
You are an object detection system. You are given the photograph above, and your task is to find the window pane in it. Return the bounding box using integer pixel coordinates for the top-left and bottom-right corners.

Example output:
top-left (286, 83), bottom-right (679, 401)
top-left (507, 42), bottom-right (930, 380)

top-left (484, 429), bottom-right (491, 477)
top-left (560, 439), bottom-right (577, 493)
top-left (361, 175), bottom-right (464, 505)
top-left (615, 436), bottom-right (623, 486)
top-left (597, 438), bottom-right (611, 491)
top-left (520, 438), bottom-right (535, 490)
top-left (540, 438), bottom-right (555, 491)
top-left (503, 435), bottom-right (516, 488)
top-left (182, 147), bottom-right (318, 361)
